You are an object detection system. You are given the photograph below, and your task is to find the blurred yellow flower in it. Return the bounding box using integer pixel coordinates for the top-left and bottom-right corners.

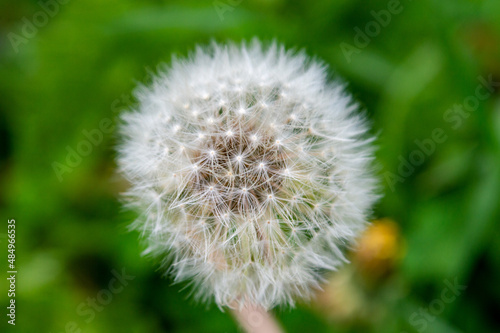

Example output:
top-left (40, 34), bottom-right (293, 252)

top-left (354, 218), bottom-right (404, 280)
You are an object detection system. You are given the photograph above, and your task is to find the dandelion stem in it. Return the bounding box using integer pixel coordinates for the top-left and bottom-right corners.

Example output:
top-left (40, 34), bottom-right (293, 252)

top-left (231, 304), bottom-right (284, 333)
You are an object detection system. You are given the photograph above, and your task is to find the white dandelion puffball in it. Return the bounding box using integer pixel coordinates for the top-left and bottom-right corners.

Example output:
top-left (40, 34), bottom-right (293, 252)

top-left (117, 41), bottom-right (378, 310)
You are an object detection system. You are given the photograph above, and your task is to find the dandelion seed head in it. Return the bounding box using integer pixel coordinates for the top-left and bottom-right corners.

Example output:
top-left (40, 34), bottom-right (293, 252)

top-left (117, 40), bottom-right (379, 310)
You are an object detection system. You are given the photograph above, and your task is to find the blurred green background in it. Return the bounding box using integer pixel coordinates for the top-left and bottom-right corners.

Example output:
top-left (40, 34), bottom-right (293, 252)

top-left (1, 0), bottom-right (499, 332)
